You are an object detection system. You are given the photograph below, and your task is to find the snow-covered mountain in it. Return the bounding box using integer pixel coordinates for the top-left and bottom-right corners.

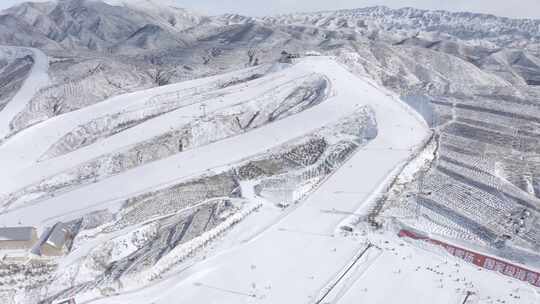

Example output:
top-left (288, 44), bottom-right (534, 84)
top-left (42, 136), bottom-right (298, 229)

top-left (4, 2), bottom-right (538, 55)
top-left (1, 1), bottom-right (540, 304)
top-left (264, 6), bottom-right (540, 52)
top-left (0, 0), bottom-right (204, 51)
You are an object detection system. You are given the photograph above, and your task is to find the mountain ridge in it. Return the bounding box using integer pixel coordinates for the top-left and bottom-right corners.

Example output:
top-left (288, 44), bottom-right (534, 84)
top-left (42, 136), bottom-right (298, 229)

top-left (1, 1), bottom-right (540, 54)
top-left (1, 2), bottom-right (540, 303)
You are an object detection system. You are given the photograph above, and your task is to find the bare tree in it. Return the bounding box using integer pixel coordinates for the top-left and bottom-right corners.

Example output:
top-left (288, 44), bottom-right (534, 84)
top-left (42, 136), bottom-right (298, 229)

top-left (247, 48), bottom-right (259, 66)
top-left (201, 56), bottom-right (210, 65)
top-left (168, 16), bottom-right (177, 27)
top-left (50, 96), bottom-right (64, 115)
top-left (148, 68), bottom-right (173, 86)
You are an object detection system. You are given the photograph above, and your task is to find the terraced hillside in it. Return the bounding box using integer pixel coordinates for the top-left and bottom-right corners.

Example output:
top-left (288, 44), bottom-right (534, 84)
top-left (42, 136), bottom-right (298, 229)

top-left (334, 54), bottom-right (540, 259)
top-left (337, 47), bottom-right (540, 258)
top-left (0, 1), bottom-right (540, 303)
top-left (0, 53), bottom-right (391, 303)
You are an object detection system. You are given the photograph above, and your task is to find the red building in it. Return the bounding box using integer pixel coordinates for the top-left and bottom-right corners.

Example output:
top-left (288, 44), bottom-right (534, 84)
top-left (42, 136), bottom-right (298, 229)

top-left (398, 229), bottom-right (540, 287)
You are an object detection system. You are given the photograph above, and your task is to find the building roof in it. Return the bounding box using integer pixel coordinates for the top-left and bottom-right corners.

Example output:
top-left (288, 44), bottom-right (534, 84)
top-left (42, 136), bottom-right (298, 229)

top-left (0, 227), bottom-right (36, 242)
top-left (45, 223), bottom-right (70, 249)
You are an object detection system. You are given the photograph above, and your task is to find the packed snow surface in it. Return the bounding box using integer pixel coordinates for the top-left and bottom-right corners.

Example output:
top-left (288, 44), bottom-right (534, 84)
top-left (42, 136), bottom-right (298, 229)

top-left (70, 56), bottom-right (431, 303)
top-left (2, 54), bottom-right (536, 304)
top-left (1, 1), bottom-right (540, 302)
top-left (0, 57), bottom-right (425, 229)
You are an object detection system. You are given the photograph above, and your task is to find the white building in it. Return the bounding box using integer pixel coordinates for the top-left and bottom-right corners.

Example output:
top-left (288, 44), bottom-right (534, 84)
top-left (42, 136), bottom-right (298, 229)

top-left (0, 227), bottom-right (38, 250)
top-left (40, 223), bottom-right (71, 256)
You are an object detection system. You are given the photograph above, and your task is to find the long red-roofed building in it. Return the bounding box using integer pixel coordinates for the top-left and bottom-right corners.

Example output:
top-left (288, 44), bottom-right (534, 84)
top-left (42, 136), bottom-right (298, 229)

top-left (398, 229), bottom-right (540, 287)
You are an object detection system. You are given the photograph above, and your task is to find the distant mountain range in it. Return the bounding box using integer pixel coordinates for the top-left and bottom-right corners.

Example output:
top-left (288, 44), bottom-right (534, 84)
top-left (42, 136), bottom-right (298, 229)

top-left (1, 2), bottom-right (540, 302)
top-left (1, 1), bottom-right (539, 55)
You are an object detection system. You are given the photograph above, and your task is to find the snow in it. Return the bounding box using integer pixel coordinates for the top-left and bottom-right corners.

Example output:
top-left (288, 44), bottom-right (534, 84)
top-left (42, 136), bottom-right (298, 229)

top-left (0, 65), bottom-right (265, 174)
top-left (0, 52), bottom-right (533, 304)
top-left (327, 233), bottom-right (539, 304)
top-left (0, 47), bottom-right (49, 140)
top-left (73, 56), bottom-right (431, 303)
top-left (264, 6), bottom-right (540, 52)
top-left (0, 57), bottom-right (426, 231)
top-left (130, 202), bottom-right (262, 284)
top-left (99, 0), bottom-right (204, 32)
top-left (0, 3), bottom-right (539, 303)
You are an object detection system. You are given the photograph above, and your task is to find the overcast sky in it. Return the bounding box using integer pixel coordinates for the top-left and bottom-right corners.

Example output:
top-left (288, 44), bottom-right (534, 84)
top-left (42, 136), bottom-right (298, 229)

top-left (1, 0), bottom-right (539, 19)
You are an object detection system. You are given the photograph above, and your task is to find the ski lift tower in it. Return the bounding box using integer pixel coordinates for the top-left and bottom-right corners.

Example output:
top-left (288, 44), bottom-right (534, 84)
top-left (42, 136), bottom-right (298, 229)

top-left (266, 182), bottom-right (297, 208)
top-left (200, 103), bottom-right (208, 121)
top-left (411, 168), bottom-right (433, 220)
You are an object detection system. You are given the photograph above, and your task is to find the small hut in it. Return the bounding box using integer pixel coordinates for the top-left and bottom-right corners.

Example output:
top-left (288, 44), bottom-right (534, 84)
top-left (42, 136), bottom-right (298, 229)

top-left (0, 227), bottom-right (38, 250)
top-left (41, 223), bottom-right (71, 256)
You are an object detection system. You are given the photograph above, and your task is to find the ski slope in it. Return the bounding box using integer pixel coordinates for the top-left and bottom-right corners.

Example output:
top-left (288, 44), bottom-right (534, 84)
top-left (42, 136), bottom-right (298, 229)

top-left (0, 64), bottom-right (268, 174)
top-left (329, 234), bottom-right (539, 304)
top-left (4, 55), bottom-right (532, 304)
top-left (71, 56), bottom-right (431, 303)
top-left (0, 47), bottom-right (49, 139)
top-left (0, 57), bottom-right (427, 230)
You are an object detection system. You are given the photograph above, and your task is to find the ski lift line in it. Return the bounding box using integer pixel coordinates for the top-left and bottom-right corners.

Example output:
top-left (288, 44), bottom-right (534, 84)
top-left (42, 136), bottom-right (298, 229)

top-left (313, 243), bottom-right (374, 304)
top-left (461, 291), bottom-right (475, 304)
top-left (359, 147), bottom-right (415, 151)
top-left (331, 189), bottom-right (431, 195)
top-left (142, 71), bottom-right (317, 124)
top-left (332, 190), bottom-right (375, 194)
top-left (265, 185), bottom-right (300, 190)
top-left (277, 227), bottom-right (335, 238)
top-left (319, 209), bottom-right (365, 216)
top-left (193, 282), bottom-right (256, 298)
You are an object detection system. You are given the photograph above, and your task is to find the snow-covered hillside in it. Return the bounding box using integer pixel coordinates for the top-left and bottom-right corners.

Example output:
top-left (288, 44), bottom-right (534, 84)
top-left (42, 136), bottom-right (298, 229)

top-left (264, 6), bottom-right (540, 53)
top-left (0, 1), bottom-right (540, 304)
top-left (0, 46), bottom-right (49, 139)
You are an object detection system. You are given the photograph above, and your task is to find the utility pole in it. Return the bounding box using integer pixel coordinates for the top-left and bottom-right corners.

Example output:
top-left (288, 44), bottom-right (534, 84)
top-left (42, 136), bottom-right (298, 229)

top-left (200, 103), bottom-right (207, 120)
top-left (412, 169), bottom-right (432, 219)
top-left (461, 291), bottom-right (474, 304)
top-left (416, 169), bottom-right (425, 219)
